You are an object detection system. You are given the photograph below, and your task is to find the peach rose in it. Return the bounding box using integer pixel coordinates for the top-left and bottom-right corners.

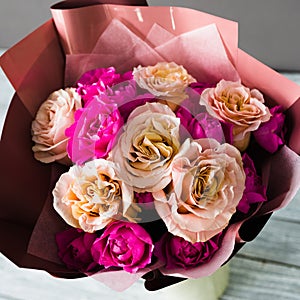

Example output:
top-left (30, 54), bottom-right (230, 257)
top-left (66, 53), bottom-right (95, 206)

top-left (153, 138), bottom-right (246, 243)
top-left (200, 80), bottom-right (271, 151)
top-left (133, 62), bottom-right (196, 105)
top-left (111, 102), bottom-right (180, 193)
top-left (53, 159), bottom-right (138, 233)
top-left (31, 88), bottom-right (82, 165)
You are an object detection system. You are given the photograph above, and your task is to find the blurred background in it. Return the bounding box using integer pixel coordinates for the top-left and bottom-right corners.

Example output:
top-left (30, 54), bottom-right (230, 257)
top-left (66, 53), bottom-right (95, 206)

top-left (0, 0), bottom-right (300, 71)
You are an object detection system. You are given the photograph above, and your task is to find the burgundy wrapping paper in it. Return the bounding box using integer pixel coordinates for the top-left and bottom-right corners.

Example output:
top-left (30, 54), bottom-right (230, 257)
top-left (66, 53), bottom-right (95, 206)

top-left (0, 20), bottom-right (73, 276)
top-left (49, 4), bottom-right (300, 152)
top-left (51, 4), bottom-right (238, 59)
top-left (0, 0), bottom-right (299, 291)
top-left (0, 0), bottom-right (148, 280)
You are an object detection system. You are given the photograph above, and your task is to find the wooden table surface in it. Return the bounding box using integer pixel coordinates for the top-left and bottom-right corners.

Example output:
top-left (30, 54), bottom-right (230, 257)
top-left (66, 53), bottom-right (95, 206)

top-left (0, 48), bottom-right (299, 299)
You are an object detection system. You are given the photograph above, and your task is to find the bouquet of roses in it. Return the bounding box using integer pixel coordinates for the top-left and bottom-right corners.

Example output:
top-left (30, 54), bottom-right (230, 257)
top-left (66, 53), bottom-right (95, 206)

top-left (1, 0), bottom-right (300, 292)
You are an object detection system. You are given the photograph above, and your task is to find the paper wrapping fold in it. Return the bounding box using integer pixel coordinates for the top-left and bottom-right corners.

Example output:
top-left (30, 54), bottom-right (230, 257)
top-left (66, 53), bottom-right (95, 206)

top-left (0, 0), bottom-right (148, 280)
top-left (0, 0), bottom-right (299, 290)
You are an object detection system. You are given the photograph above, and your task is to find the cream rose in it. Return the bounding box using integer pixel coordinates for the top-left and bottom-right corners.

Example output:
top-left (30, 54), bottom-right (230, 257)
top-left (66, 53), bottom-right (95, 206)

top-left (200, 80), bottom-right (271, 151)
top-left (53, 159), bottom-right (138, 233)
top-left (133, 62), bottom-right (196, 105)
top-left (31, 88), bottom-right (82, 165)
top-left (153, 138), bottom-right (246, 243)
top-left (111, 102), bottom-right (180, 193)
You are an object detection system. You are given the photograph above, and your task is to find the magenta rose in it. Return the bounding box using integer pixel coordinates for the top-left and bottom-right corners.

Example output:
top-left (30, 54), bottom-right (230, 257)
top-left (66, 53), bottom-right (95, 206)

top-left (93, 80), bottom-right (155, 122)
top-left (134, 192), bottom-right (155, 210)
top-left (76, 67), bottom-right (132, 105)
top-left (176, 106), bottom-right (224, 142)
top-left (237, 153), bottom-right (267, 214)
top-left (154, 232), bottom-right (223, 270)
top-left (91, 221), bottom-right (153, 273)
top-left (253, 105), bottom-right (286, 153)
top-left (190, 82), bottom-right (215, 96)
top-left (56, 228), bottom-right (99, 272)
top-left (66, 98), bottom-right (123, 165)
top-left (118, 95), bottom-right (156, 123)
top-left (176, 89), bottom-right (233, 143)
top-left (178, 82), bottom-right (214, 117)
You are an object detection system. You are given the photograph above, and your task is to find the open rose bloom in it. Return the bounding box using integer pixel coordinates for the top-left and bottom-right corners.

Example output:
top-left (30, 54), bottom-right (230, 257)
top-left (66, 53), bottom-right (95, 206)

top-left (0, 0), bottom-right (300, 293)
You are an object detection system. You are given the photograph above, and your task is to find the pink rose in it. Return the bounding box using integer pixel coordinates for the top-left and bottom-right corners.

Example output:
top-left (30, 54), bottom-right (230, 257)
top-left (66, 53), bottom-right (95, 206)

top-left (154, 232), bottom-right (223, 270)
top-left (53, 159), bottom-right (137, 233)
top-left (31, 88), bottom-right (82, 165)
top-left (154, 138), bottom-right (246, 243)
top-left (76, 67), bottom-right (132, 105)
top-left (91, 221), bottom-right (153, 273)
top-left (201, 80), bottom-right (271, 151)
top-left (56, 228), bottom-right (99, 272)
top-left (66, 98), bottom-right (123, 165)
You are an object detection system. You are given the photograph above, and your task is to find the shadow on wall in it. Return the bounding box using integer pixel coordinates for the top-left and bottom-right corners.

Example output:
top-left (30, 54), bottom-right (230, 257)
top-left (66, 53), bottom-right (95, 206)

top-left (0, 0), bottom-right (299, 71)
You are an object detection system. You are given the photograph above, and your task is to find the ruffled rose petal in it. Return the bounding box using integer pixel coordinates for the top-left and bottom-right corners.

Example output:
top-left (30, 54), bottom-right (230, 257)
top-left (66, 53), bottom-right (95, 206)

top-left (53, 159), bottom-right (137, 232)
top-left (154, 138), bottom-right (245, 243)
top-left (111, 102), bottom-right (180, 192)
top-left (200, 80), bottom-right (271, 151)
top-left (32, 88), bottom-right (82, 165)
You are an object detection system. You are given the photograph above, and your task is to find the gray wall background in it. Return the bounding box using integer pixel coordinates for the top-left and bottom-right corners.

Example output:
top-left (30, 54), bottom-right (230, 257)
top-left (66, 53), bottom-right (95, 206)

top-left (0, 0), bottom-right (299, 71)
